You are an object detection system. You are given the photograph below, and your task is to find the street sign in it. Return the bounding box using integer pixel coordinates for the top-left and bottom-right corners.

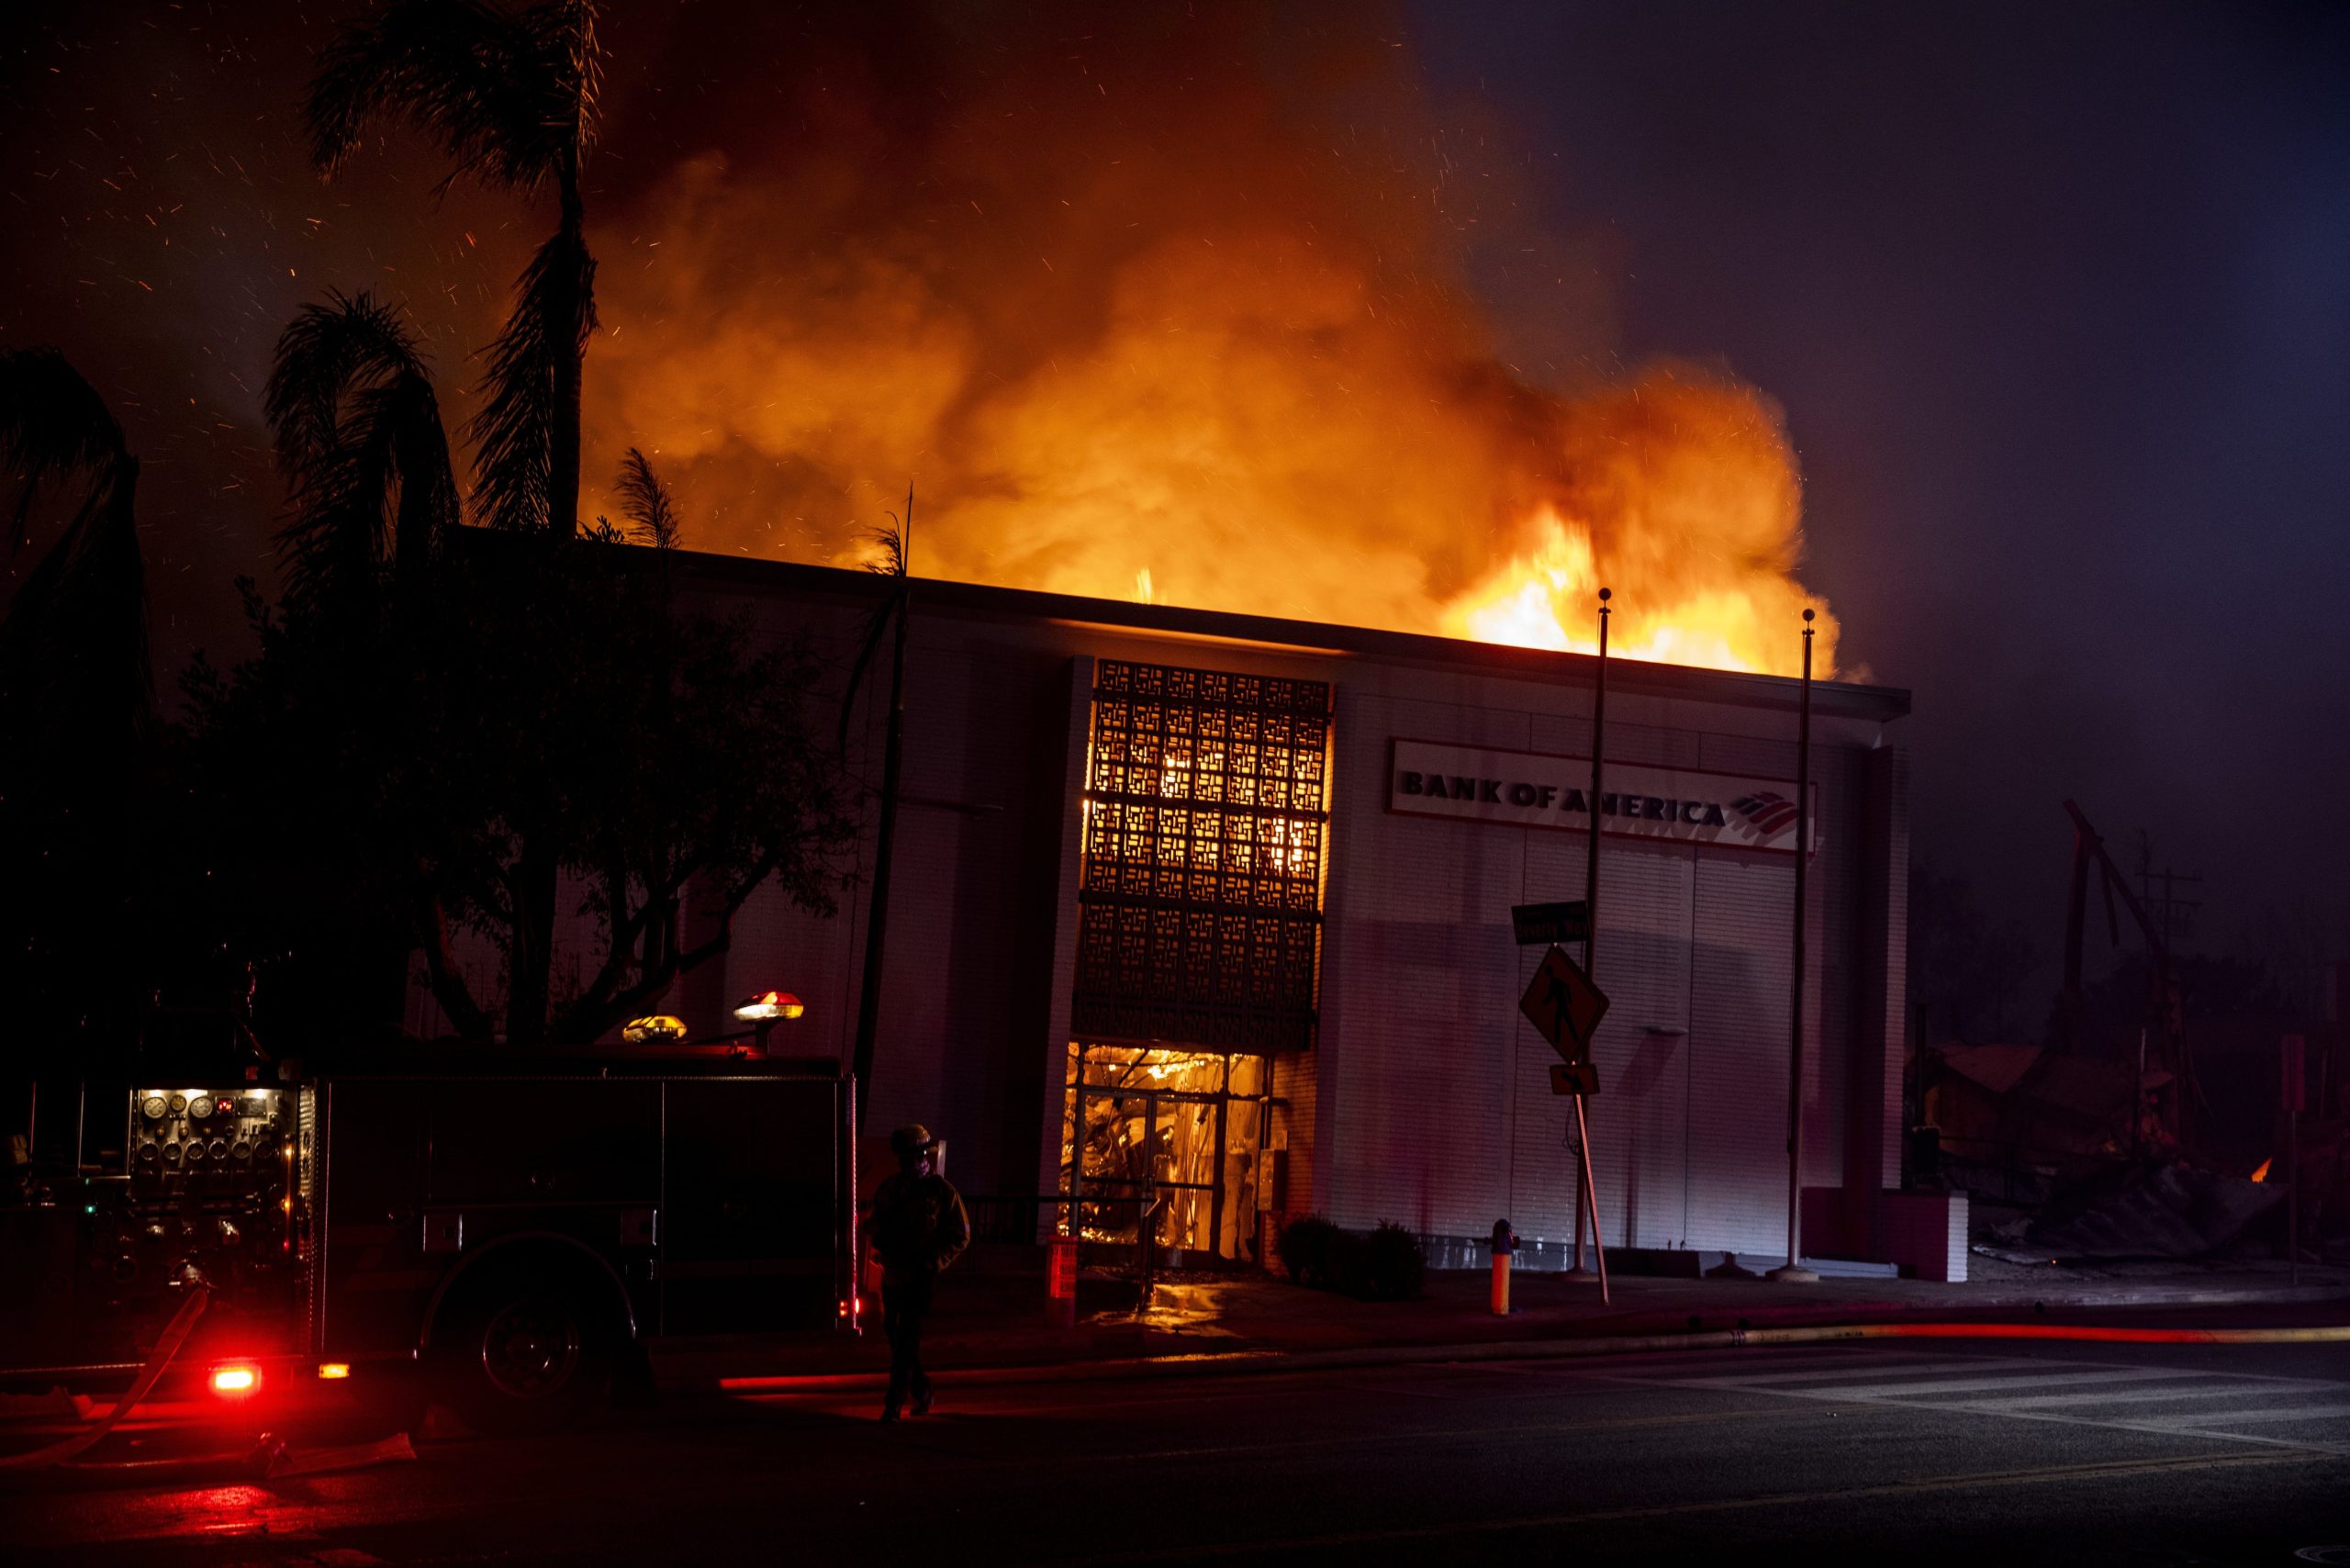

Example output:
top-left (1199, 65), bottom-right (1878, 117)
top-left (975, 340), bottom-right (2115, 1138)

top-left (1550, 1060), bottom-right (1602, 1097)
top-left (1511, 900), bottom-right (1590, 947)
top-left (1519, 944), bottom-right (1610, 1061)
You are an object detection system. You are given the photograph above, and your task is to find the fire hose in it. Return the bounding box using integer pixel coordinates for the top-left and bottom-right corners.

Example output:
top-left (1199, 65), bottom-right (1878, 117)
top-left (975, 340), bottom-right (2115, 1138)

top-left (0, 1285), bottom-right (210, 1471)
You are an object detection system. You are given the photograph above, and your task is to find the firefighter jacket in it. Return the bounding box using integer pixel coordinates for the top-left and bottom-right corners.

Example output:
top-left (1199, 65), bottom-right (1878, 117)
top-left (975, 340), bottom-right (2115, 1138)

top-left (869, 1171), bottom-right (972, 1282)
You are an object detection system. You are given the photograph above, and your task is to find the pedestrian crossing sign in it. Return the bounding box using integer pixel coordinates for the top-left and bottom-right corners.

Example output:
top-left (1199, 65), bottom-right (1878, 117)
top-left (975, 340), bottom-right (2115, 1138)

top-left (1519, 943), bottom-right (1609, 1062)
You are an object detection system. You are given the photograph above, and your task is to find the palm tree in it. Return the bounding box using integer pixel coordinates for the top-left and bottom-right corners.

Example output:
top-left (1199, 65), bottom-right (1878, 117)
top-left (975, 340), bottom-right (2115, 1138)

top-left (0, 349), bottom-right (148, 738)
top-left (307, 3), bottom-right (603, 1038)
top-left (265, 291), bottom-right (462, 610)
top-left (306, 0), bottom-right (601, 540)
top-left (0, 350), bottom-right (150, 1073)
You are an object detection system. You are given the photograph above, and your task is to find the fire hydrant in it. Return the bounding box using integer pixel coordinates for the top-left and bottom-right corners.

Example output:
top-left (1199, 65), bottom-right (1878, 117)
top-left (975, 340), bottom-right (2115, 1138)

top-left (1490, 1218), bottom-right (1517, 1316)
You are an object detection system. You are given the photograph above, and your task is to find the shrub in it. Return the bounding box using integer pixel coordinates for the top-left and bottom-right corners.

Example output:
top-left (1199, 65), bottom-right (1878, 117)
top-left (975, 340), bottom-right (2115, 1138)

top-left (1278, 1215), bottom-right (1425, 1300)
top-left (1359, 1221), bottom-right (1427, 1300)
top-left (1276, 1215), bottom-right (1348, 1290)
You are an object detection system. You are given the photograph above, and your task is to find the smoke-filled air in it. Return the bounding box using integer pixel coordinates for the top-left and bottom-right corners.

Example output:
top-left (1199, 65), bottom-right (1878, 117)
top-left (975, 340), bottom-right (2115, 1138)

top-left (582, 3), bottom-right (1835, 676)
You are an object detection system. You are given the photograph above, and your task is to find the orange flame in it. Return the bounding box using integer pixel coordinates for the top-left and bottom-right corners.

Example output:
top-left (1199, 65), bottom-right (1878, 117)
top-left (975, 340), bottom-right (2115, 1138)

top-left (579, 15), bottom-right (1838, 678)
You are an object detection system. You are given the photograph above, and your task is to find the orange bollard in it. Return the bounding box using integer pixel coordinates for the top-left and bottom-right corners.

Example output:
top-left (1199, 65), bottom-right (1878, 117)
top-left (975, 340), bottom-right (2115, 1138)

top-left (1490, 1218), bottom-right (1516, 1316)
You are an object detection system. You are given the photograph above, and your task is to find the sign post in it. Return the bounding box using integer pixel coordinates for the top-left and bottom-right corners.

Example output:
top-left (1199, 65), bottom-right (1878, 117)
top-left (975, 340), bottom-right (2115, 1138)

top-left (1573, 588), bottom-right (1612, 1284)
top-left (1520, 942), bottom-right (1611, 1304)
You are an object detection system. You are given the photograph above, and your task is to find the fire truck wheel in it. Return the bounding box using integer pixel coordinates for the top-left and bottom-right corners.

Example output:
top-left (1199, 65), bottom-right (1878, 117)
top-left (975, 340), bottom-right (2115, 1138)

top-left (432, 1272), bottom-right (618, 1434)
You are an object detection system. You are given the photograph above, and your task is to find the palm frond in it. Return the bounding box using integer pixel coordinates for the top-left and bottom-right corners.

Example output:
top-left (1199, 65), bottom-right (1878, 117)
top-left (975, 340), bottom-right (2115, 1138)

top-left (307, 0), bottom-right (583, 190)
top-left (612, 448), bottom-right (678, 549)
top-left (265, 294), bottom-right (457, 607)
top-left (265, 291), bottom-right (432, 470)
top-left (469, 228), bottom-right (595, 532)
top-left (275, 384), bottom-right (457, 607)
top-left (862, 507), bottom-right (910, 580)
top-left (0, 347), bottom-right (129, 558)
top-left (0, 457), bottom-right (150, 738)
top-left (837, 494), bottom-right (912, 752)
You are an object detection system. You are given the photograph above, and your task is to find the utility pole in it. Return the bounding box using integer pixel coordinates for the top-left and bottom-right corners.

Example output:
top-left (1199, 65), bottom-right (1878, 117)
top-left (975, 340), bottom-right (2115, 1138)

top-left (2130, 831), bottom-right (2205, 952)
top-left (1769, 609), bottom-right (1821, 1284)
top-left (1566, 588), bottom-right (1611, 1287)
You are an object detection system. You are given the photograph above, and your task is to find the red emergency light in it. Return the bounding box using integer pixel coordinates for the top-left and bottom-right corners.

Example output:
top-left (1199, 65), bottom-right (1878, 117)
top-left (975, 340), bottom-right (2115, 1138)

top-left (733, 990), bottom-right (806, 1024)
top-left (209, 1364), bottom-right (261, 1396)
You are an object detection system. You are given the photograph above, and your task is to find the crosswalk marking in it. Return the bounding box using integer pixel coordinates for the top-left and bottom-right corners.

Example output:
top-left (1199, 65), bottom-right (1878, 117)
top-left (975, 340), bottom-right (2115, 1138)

top-left (2136, 1403), bottom-right (2350, 1428)
top-left (1964, 1380), bottom-right (2339, 1411)
top-left (1595, 1346), bottom-right (2350, 1454)
top-left (1784, 1368), bottom-right (2190, 1400)
top-left (1554, 1349), bottom-right (1930, 1378)
top-left (1663, 1357), bottom-right (2047, 1386)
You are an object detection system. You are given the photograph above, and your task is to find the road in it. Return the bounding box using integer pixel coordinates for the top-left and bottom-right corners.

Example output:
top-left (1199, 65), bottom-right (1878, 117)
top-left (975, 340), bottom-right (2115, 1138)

top-left (8, 1336), bottom-right (2350, 1565)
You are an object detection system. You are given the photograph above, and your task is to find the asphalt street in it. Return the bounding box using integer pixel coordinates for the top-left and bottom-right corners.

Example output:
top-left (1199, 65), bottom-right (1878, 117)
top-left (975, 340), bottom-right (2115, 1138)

top-left (7, 1337), bottom-right (2350, 1565)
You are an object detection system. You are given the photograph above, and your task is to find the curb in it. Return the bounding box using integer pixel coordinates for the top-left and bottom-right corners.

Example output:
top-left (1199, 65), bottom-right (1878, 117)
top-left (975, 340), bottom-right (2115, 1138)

top-left (692, 1307), bottom-right (2350, 1399)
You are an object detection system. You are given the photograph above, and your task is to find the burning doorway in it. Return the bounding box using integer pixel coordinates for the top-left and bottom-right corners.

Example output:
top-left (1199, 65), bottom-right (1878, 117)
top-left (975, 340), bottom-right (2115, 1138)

top-left (1063, 1044), bottom-right (1271, 1262)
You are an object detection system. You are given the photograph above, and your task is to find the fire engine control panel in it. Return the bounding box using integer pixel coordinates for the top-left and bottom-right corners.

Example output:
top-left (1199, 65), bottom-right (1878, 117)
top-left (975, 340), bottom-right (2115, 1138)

top-left (88, 1086), bottom-right (305, 1332)
top-left (130, 1088), bottom-right (295, 1190)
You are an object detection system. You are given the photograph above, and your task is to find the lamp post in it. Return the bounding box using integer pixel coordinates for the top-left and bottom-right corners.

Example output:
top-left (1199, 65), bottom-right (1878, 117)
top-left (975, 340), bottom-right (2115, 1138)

top-left (1566, 587), bottom-right (1610, 1284)
top-left (1768, 609), bottom-right (1821, 1284)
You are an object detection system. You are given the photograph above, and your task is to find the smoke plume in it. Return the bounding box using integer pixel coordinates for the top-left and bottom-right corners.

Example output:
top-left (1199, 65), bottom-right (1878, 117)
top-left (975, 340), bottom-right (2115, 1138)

top-left (584, 1), bottom-right (1834, 674)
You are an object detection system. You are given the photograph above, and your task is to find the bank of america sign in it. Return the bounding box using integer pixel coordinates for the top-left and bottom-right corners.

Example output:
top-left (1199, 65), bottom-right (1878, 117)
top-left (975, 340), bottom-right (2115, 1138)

top-left (1387, 738), bottom-right (1818, 856)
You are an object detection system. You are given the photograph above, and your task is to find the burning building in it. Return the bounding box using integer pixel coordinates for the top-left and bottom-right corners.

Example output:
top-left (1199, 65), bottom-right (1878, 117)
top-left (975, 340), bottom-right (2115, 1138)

top-left (595, 555), bottom-right (1930, 1276)
top-left (397, 3), bottom-right (1936, 1273)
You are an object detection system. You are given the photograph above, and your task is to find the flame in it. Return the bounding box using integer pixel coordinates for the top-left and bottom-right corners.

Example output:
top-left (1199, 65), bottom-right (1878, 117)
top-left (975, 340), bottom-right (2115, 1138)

top-left (1441, 512), bottom-right (1828, 675)
top-left (580, 8), bottom-right (1838, 679)
top-left (2251, 1158), bottom-right (2272, 1182)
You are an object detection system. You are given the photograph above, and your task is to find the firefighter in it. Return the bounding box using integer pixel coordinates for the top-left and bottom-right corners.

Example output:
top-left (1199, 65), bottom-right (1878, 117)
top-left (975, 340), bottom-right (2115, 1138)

top-left (869, 1123), bottom-right (970, 1422)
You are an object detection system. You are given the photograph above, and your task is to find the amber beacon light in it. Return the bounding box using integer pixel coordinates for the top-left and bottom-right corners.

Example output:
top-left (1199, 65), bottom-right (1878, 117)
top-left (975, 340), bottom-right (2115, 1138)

top-left (732, 990), bottom-right (807, 1055)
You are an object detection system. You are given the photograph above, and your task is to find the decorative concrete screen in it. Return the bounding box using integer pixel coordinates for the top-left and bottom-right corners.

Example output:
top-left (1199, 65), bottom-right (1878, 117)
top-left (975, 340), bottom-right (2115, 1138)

top-left (1072, 659), bottom-right (1332, 1052)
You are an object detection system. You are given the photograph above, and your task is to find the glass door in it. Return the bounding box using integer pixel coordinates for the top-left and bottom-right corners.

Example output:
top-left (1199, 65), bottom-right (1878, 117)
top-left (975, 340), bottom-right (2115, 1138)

top-left (1063, 1045), bottom-right (1271, 1261)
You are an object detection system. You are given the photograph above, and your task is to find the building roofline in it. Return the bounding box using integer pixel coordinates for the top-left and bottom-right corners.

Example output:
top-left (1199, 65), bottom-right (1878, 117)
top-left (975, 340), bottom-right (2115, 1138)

top-left (676, 549), bottom-right (1912, 722)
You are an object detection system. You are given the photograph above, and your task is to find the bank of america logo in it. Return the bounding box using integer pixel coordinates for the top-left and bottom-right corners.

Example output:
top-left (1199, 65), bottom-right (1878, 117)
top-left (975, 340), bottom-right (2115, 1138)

top-left (1731, 791), bottom-right (1800, 834)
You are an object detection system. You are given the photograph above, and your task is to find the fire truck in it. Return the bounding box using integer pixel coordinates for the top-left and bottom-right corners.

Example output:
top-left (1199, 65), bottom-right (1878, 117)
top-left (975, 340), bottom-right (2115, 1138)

top-left (3, 1044), bottom-right (858, 1435)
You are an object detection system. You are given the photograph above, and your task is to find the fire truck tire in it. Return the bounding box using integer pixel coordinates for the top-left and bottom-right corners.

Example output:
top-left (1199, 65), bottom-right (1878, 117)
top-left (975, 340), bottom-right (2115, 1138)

top-left (431, 1263), bottom-right (621, 1435)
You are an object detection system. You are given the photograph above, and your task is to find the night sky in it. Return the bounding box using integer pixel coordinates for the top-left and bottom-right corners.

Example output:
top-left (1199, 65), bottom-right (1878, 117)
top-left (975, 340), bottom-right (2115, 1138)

top-left (1411, 1), bottom-right (2350, 1002)
top-left (5, 2), bottom-right (2346, 1016)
